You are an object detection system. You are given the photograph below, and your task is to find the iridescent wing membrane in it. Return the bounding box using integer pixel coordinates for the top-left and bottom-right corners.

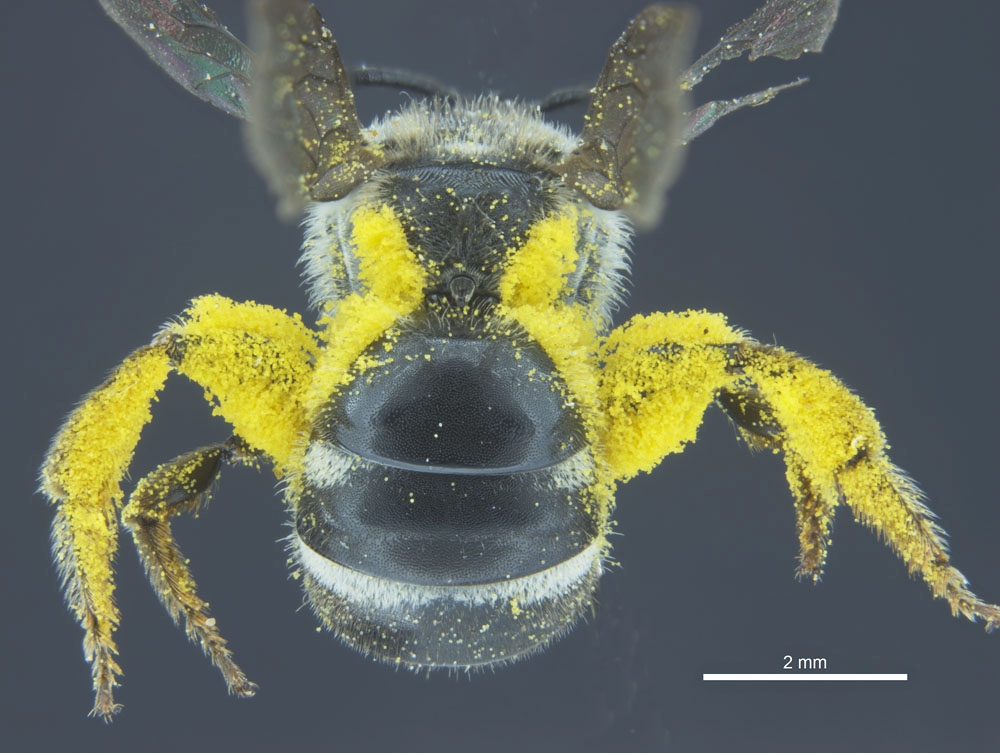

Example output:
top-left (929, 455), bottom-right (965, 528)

top-left (98, 0), bottom-right (253, 118)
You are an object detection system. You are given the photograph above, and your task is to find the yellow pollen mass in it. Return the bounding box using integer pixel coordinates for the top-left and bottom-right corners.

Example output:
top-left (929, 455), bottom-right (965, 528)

top-left (499, 209), bottom-right (580, 307)
top-left (599, 311), bottom-right (741, 479)
top-left (173, 296), bottom-right (318, 468)
top-left (42, 346), bottom-right (171, 508)
top-left (497, 210), bottom-right (601, 422)
top-left (305, 205), bottom-right (428, 416)
top-left (351, 204), bottom-right (430, 310)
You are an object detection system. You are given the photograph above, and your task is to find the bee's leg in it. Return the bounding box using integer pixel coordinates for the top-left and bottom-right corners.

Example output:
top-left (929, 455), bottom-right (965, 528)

top-left (600, 310), bottom-right (1000, 629)
top-left (42, 344), bottom-right (173, 720)
top-left (725, 340), bottom-right (1000, 628)
top-left (41, 294), bottom-right (318, 719)
top-left (717, 385), bottom-right (834, 583)
top-left (598, 310), bottom-right (743, 480)
top-left (121, 436), bottom-right (262, 699)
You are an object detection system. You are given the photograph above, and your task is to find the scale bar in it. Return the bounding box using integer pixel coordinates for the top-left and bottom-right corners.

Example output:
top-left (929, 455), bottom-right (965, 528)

top-left (703, 673), bottom-right (907, 682)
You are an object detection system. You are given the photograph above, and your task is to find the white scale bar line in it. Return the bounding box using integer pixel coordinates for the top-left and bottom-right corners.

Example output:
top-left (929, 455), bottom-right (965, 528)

top-left (703, 673), bottom-right (907, 682)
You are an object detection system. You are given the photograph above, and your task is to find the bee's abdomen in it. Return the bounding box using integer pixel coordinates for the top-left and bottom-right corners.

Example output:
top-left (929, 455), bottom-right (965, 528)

top-left (292, 331), bottom-right (603, 669)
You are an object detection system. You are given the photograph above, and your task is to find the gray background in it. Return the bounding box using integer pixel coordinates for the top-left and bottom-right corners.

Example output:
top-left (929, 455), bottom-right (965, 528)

top-left (3, 1), bottom-right (998, 751)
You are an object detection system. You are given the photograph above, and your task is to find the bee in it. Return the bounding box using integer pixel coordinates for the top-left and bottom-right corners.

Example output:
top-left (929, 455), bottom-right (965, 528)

top-left (41, 0), bottom-right (998, 720)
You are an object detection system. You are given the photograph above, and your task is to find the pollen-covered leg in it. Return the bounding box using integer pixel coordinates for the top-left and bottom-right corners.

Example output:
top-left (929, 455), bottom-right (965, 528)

top-left (718, 386), bottom-right (833, 582)
top-left (842, 458), bottom-right (1000, 626)
top-left (41, 345), bottom-right (173, 719)
top-left (40, 294), bottom-right (318, 718)
top-left (730, 342), bottom-right (1000, 628)
top-left (164, 295), bottom-right (320, 467)
top-left (122, 437), bottom-right (261, 698)
top-left (598, 310), bottom-right (745, 480)
top-left (599, 311), bottom-right (1000, 629)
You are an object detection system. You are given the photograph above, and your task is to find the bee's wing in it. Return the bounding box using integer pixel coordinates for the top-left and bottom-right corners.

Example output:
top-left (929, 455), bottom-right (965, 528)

top-left (681, 0), bottom-right (841, 144)
top-left (245, 0), bottom-right (384, 220)
top-left (101, 0), bottom-right (382, 220)
top-left (98, 0), bottom-right (253, 119)
top-left (683, 0), bottom-right (840, 88)
top-left (555, 5), bottom-right (697, 231)
top-left (556, 0), bottom-right (841, 230)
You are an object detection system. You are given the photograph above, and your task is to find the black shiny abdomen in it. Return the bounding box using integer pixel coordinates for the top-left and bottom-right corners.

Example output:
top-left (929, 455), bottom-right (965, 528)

top-left (368, 360), bottom-right (534, 467)
top-left (326, 329), bottom-right (583, 472)
top-left (297, 328), bottom-right (598, 586)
